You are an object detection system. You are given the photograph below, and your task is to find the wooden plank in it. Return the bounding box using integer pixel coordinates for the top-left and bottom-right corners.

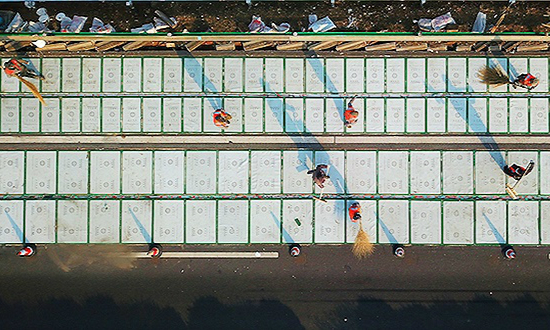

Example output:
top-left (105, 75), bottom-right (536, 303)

top-left (95, 41), bottom-right (125, 52)
top-left (66, 41), bottom-right (95, 52)
top-left (308, 40), bottom-right (340, 51)
top-left (365, 42), bottom-right (396, 51)
top-left (38, 43), bottom-right (67, 51)
top-left (428, 43), bottom-right (447, 51)
top-left (396, 43), bottom-right (427, 51)
top-left (276, 42), bottom-right (305, 51)
top-left (243, 41), bottom-right (274, 51)
top-left (335, 41), bottom-right (367, 51)
top-left (215, 42), bottom-right (235, 51)
top-left (517, 43), bottom-right (548, 52)
top-left (502, 41), bottom-right (520, 52)
top-left (4, 41), bottom-right (29, 52)
top-left (185, 41), bottom-right (205, 51)
top-left (122, 41), bottom-right (150, 51)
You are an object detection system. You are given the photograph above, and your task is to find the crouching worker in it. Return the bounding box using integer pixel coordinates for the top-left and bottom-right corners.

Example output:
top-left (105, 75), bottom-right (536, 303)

top-left (503, 160), bottom-right (535, 180)
top-left (2, 58), bottom-right (45, 80)
top-left (344, 96), bottom-right (359, 128)
top-left (348, 202), bottom-right (362, 223)
top-left (307, 164), bottom-right (330, 189)
top-left (513, 73), bottom-right (539, 90)
top-left (213, 108), bottom-right (232, 128)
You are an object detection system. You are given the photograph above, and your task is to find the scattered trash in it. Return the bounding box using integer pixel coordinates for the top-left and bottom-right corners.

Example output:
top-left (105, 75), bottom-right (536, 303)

top-left (28, 21), bottom-right (48, 33)
top-left (55, 12), bottom-right (66, 22)
top-left (416, 12), bottom-right (455, 32)
top-left (0, 11), bottom-right (15, 32)
top-left (60, 15), bottom-right (71, 32)
top-left (36, 8), bottom-right (47, 16)
top-left (31, 40), bottom-right (46, 48)
top-left (6, 13), bottom-right (27, 33)
top-left (472, 12), bottom-right (486, 33)
top-left (90, 17), bottom-right (115, 33)
top-left (271, 22), bottom-right (290, 33)
top-left (309, 16), bottom-right (336, 32)
top-left (309, 14), bottom-right (318, 25)
top-left (68, 15), bottom-right (87, 33)
top-left (131, 22), bottom-right (157, 34)
top-left (24, 1), bottom-right (35, 9)
top-left (248, 15), bottom-right (271, 33)
top-left (154, 10), bottom-right (177, 29)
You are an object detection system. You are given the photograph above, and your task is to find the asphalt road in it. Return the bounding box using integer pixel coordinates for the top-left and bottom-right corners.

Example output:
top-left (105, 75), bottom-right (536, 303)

top-left (0, 244), bottom-right (549, 329)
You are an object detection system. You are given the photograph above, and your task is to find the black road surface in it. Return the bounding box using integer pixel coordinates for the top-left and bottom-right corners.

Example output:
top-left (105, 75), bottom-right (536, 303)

top-left (0, 244), bottom-right (550, 329)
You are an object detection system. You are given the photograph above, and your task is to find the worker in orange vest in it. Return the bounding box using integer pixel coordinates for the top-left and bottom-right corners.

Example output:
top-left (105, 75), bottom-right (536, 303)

top-left (513, 73), bottom-right (539, 90)
top-left (213, 108), bottom-right (232, 128)
top-left (344, 96), bottom-right (359, 128)
top-left (348, 202), bottom-right (362, 223)
top-left (2, 58), bottom-right (44, 80)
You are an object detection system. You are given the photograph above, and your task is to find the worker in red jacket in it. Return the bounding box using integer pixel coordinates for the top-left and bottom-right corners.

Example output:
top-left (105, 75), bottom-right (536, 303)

top-left (344, 96), bottom-right (359, 128)
top-left (2, 58), bottom-right (45, 80)
top-left (213, 109), bottom-right (232, 128)
top-left (348, 202), bottom-right (362, 223)
top-left (513, 73), bottom-right (539, 90)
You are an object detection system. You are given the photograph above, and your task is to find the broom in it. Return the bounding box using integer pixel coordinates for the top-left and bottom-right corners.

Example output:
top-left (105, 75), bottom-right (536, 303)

top-left (352, 219), bottom-right (374, 259)
top-left (477, 65), bottom-right (511, 87)
top-left (17, 76), bottom-right (46, 106)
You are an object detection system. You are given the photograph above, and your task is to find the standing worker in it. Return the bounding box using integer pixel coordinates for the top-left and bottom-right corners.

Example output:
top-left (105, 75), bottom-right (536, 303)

top-left (348, 202), bottom-right (362, 223)
top-left (307, 164), bottom-right (330, 189)
top-left (344, 96), bottom-right (359, 128)
top-left (213, 108), bottom-right (232, 128)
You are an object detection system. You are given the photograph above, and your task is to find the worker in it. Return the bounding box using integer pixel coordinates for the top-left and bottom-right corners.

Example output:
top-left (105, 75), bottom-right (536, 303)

top-left (2, 58), bottom-right (45, 80)
top-left (513, 73), bottom-right (539, 90)
top-left (213, 108), bottom-right (232, 128)
top-left (503, 160), bottom-right (534, 180)
top-left (344, 96), bottom-right (359, 128)
top-left (307, 164), bottom-right (330, 189)
top-left (348, 202), bottom-right (362, 223)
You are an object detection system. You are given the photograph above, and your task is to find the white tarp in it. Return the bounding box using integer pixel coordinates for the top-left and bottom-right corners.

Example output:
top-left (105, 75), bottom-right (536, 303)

top-left (219, 151), bottom-right (249, 194)
top-left (203, 58), bottom-right (222, 93)
top-left (407, 58), bottom-right (425, 92)
top-left (89, 200), bottom-right (120, 243)
top-left (410, 151), bottom-right (441, 194)
top-left (325, 58), bottom-right (344, 93)
top-left (143, 58), bottom-right (162, 92)
top-left (154, 151), bottom-right (184, 194)
top-left (468, 58), bottom-right (487, 92)
top-left (82, 58), bottom-right (101, 92)
top-left (530, 99), bottom-right (549, 133)
top-left (427, 98), bottom-right (445, 132)
top-left (250, 200), bottom-right (281, 243)
top-left (411, 201), bottom-right (441, 244)
top-left (186, 200), bottom-right (216, 243)
top-left (386, 99), bottom-right (405, 132)
top-left (283, 200), bottom-right (313, 243)
top-left (90, 151), bottom-right (120, 194)
top-left (183, 98), bottom-right (202, 132)
top-left (508, 201), bottom-right (538, 244)
top-left (0, 201), bottom-right (24, 243)
top-left (186, 151), bottom-right (216, 194)
top-left (345, 58), bottom-right (364, 93)
top-left (123, 58), bottom-right (142, 92)
top-left (164, 58), bottom-right (183, 92)
top-left (142, 98), bottom-right (161, 132)
top-left (61, 98), bottom-right (80, 132)
top-left (224, 58), bottom-right (243, 92)
top-left (346, 151), bottom-right (376, 193)
top-left (218, 200), bottom-right (248, 243)
top-left (224, 98), bottom-right (243, 133)
top-left (57, 200), bottom-right (88, 243)
top-left (509, 98), bottom-right (528, 133)
top-left (102, 98), bottom-right (121, 132)
top-left (326, 99), bottom-right (344, 133)
top-left (541, 201), bottom-right (550, 244)
top-left (42, 58), bottom-right (61, 92)
top-left (447, 58), bottom-right (466, 92)
top-left (251, 151), bottom-right (281, 193)
top-left (102, 58), bottom-right (121, 92)
top-left (264, 58), bottom-right (284, 92)
top-left (386, 58), bottom-right (405, 93)
top-left (81, 98), bottom-right (99, 132)
top-left (475, 201), bottom-right (506, 244)
top-left (26, 151), bottom-right (56, 194)
top-left (475, 151), bottom-right (505, 194)
top-left (541, 152), bottom-right (550, 194)
top-left (244, 98), bottom-right (263, 132)
top-left (468, 98), bottom-right (487, 133)
top-left (122, 98), bottom-right (141, 132)
top-left (427, 58), bottom-right (446, 92)
top-left (378, 200), bottom-right (409, 244)
top-left (306, 58), bottom-right (324, 93)
top-left (121, 200), bottom-right (152, 243)
top-left (58, 151), bottom-right (88, 194)
top-left (366, 98), bottom-right (384, 132)
top-left (447, 98), bottom-right (467, 132)
top-left (62, 58), bottom-right (81, 92)
top-left (283, 151), bottom-right (312, 193)
top-left (305, 98), bottom-right (324, 133)
top-left (122, 151), bottom-right (152, 194)
top-left (1, 98), bottom-right (19, 132)
top-left (442, 151), bottom-right (473, 194)
top-left (245, 58), bottom-right (263, 92)
top-left (406, 98), bottom-right (425, 133)
top-left (183, 58), bottom-right (203, 92)
top-left (285, 58), bottom-right (304, 92)
top-left (443, 201), bottom-right (473, 244)
top-left (488, 98), bottom-right (507, 133)
top-left (0, 151), bottom-right (24, 194)
top-left (163, 98), bottom-right (182, 132)
top-left (285, 99), bottom-right (304, 133)
top-left (265, 98), bottom-right (284, 132)
top-left (378, 152), bottom-right (408, 194)
top-left (25, 200), bottom-right (55, 243)
top-left (366, 59), bottom-right (384, 92)
top-left (154, 200), bottom-right (184, 243)
top-left (314, 200), bottom-right (345, 243)
top-left (21, 99), bottom-right (39, 133)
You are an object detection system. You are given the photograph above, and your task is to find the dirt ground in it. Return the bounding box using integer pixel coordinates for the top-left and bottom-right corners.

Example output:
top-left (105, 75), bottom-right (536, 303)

top-left (1, 1), bottom-right (549, 33)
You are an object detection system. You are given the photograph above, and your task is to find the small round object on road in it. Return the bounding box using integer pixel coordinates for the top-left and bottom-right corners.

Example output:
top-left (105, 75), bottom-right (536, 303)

top-left (289, 244), bottom-right (301, 257)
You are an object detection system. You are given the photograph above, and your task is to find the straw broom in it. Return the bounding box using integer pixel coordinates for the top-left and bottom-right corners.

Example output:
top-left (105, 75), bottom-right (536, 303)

top-left (17, 76), bottom-right (46, 106)
top-left (352, 219), bottom-right (374, 259)
top-left (477, 65), bottom-right (510, 87)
